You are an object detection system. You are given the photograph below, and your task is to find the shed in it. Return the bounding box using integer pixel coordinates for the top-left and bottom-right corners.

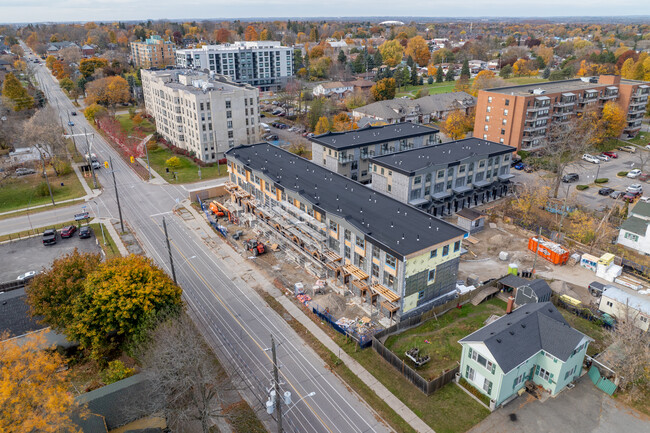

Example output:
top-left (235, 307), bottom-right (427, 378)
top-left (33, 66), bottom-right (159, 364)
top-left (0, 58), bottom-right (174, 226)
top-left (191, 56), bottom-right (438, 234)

top-left (455, 208), bottom-right (486, 234)
top-left (514, 279), bottom-right (552, 306)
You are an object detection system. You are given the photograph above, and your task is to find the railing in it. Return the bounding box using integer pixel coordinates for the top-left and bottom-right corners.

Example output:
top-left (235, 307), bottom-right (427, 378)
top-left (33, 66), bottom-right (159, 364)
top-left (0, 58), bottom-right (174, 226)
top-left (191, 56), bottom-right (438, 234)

top-left (337, 154), bottom-right (355, 164)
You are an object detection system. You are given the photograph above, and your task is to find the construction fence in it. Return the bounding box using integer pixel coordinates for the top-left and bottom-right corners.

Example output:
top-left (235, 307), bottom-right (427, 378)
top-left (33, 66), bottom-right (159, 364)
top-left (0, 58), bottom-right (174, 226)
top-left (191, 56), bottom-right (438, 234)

top-left (312, 304), bottom-right (379, 349)
top-left (371, 291), bottom-right (474, 395)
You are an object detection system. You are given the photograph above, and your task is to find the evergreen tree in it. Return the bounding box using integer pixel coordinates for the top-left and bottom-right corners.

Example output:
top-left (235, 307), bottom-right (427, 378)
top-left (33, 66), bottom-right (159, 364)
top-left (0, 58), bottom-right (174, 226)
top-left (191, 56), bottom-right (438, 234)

top-left (410, 65), bottom-right (418, 85)
top-left (406, 55), bottom-right (415, 68)
top-left (499, 64), bottom-right (513, 79)
top-left (445, 67), bottom-right (455, 81)
top-left (337, 50), bottom-right (347, 64)
top-left (460, 59), bottom-right (470, 79)
top-left (2, 72), bottom-right (33, 111)
top-left (293, 49), bottom-right (304, 71)
top-left (436, 66), bottom-right (444, 83)
top-left (373, 50), bottom-right (383, 67)
top-left (542, 65), bottom-right (551, 79)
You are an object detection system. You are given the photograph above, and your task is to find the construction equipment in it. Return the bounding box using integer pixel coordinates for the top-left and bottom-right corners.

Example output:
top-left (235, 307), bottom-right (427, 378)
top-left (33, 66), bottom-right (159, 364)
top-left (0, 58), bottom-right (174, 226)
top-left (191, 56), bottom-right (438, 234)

top-left (209, 201), bottom-right (226, 217)
top-left (243, 239), bottom-right (266, 256)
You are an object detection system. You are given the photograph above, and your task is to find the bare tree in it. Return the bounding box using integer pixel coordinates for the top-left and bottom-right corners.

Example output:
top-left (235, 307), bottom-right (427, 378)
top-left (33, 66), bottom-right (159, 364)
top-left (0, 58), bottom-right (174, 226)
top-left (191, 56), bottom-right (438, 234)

top-left (22, 107), bottom-right (67, 173)
top-left (58, 46), bottom-right (81, 65)
top-left (137, 312), bottom-right (240, 433)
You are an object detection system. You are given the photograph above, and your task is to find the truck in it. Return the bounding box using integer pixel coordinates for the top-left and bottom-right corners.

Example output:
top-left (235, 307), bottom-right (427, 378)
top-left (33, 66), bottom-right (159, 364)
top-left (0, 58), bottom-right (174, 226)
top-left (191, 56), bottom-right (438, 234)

top-left (85, 153), bottom-right (101, 170)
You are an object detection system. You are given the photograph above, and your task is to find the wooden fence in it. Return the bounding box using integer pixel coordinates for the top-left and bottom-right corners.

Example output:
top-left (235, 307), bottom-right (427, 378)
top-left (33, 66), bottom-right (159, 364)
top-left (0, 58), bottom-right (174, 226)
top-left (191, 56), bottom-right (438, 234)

top-left (371, 290), bottom-right (476, 395)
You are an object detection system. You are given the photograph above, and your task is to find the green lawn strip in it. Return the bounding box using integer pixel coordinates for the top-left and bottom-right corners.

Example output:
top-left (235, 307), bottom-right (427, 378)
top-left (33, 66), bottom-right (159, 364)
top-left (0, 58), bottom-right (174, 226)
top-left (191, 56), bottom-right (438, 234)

top-left (557, 309), bottom-right (607, 356)
top-left (625, 132), bottom-right (648, 147)
top-left (0, 219), bottom-right (78, 243)
top-left (147, 145), bottom-right (228, 183)
top-left (383, 299), bottom-right (506, 380)
top-left (115, 113), bottom-right (156, 135)
top-left (0, 169), bottom-right (86, 214)
top-left (256, 289), bottom-right (417, 433)
top-left (397, 76), bottom-right (547, 98)
top-left (88, 223), bottom-right (120, 260)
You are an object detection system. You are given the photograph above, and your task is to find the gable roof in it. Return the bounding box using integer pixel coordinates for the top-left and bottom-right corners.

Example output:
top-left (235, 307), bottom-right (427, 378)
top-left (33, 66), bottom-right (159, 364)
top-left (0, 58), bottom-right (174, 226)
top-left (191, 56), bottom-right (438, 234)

top-left (456, 208), bottom-right (484, 221)
top-left (527, 279), bottom-right (552, 299)
top-left (0, 288), bottom-right (46, 339)
top-left (630, 202), bottom-right (650, 219)
top-left (310, 122), bottom-right (438, 151)
top-left (319, 81), bottom-right (351, 89)
top-left (353, 92), bottom-right (476, 120)
top-left (459, 302), bottom-right (589, 373)
top-left (621, 216), bottom-right (648, 236)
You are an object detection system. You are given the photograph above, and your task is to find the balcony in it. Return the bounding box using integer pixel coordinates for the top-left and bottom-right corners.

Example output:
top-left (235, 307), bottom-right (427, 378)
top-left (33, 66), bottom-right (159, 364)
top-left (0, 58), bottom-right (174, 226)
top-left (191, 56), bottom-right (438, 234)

top-left (338, 154), bottom-right (355, 164)
top-left (360, 150), bottom-right (375, 159)
top-left (599, 93), bottom-right (618, 101)
top-left (524, 125), bottom-right (548, 133)
top-left (526, 105), bottom-right (550, 113)
top-left (554, 100), bottom-right (576, 108)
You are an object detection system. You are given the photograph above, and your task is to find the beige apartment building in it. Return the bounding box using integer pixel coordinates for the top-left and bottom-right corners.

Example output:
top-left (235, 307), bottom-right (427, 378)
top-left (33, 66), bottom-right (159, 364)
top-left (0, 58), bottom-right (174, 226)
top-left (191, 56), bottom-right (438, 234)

top-left (141, 69), bottom-right (260, 163)
top-left (474, 75), bottom-right (649, 152)
top-left (130, 35), bottom-right (176, 68)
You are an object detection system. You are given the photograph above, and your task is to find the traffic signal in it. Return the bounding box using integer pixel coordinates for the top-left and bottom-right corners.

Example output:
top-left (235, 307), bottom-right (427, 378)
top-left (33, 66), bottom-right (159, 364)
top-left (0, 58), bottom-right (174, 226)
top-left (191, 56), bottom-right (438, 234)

top-left (104, 161), bottom-right (109, 169)
top-left (130, 156), bottom-right (135, 163)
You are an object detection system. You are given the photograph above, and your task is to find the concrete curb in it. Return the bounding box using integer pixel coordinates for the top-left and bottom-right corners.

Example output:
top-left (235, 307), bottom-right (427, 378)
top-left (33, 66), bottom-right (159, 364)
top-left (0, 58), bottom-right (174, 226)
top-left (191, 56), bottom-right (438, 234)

top-left (102, 218), bottom-right (129, 257)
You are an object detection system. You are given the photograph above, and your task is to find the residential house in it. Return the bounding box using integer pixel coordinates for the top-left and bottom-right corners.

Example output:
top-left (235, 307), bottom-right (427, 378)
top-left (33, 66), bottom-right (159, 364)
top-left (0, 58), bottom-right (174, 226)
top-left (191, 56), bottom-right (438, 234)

top-left (312, 81), bottom-right (354, 99)
top-left (370, 138), bottom-right (515, 216)
top-left (81, 44), bottom-right (95, 57)
top-left (225, 143), bottom-right (468, 320)
top-left (599, 287), bottom-right (650, 331)
top-left (326, 39), bottom-right (349, 54)
top-left (459, 302), bottom-right (592, 407)
top-left (352, 92), bottom-right (476, 125)
top-left (616, 201), bottom-right (650, 255)
top-left (310, 122), bottom-right (439, 184)
top-left (46, 41), bottom-right (79, 53)
top-left (487, 60), bottom-right (500, 71)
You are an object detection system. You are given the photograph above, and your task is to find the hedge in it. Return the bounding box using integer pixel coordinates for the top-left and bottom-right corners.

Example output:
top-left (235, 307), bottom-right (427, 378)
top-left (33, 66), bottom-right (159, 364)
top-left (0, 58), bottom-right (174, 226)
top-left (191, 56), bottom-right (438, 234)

top-left (459, 377), bottom-right (491, 406)
top-left (617, 171), bottom-right (629, 177)
top-left (595, 178), bottom-right (609, 184)
top-left (576, 185), bottom-right (589, 191)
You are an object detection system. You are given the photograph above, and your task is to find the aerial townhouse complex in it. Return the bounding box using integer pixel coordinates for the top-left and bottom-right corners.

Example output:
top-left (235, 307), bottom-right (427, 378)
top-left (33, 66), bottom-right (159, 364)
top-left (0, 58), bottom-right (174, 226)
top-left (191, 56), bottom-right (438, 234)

top-left (225, 143), bottom-right (468, 321)
top-left (175, 41), bottom-right (293, 91)
top-left (141, 69), bottom-right (259, 163)
top-left (370, 138), bottom-right (516, 217)
top-left (474, 75), bottom-right (650, 152)
top-left (309, 123), bottom-right (439, 184)
top-left (130, 35), bottom-right (176, 68)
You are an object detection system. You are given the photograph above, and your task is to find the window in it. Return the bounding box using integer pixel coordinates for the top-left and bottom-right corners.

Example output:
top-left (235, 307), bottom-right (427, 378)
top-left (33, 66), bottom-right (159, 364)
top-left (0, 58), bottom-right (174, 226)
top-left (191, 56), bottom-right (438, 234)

top-left (226, 111), bottom-right (232, 118)
top-left (488, 96), bottom-right (492, 103)
top-left (344, 229), bottom-right (351, 241)
top-left (459, 165), bottom-right (466, 173)
top-left (485, 116), bottom-right (490, 122)
top-left (437, 170), bottom-right (445, 179)
top-left (502, 119), bottom-right (507, 125)
top-left (640, 316), bottom-right (648, 323)
top-left (483, 134), bottom-right (488, 139)
top-left (385, 254), bottom-right (396, 268)
top-left (484, 125), bottom-right (489, 131)
top-left (418, 290), bottom-right (425, 299)
top-left (606, 301), bottom-right (613, 307)
top-left (414, 176), bottom-right (422, 185)
top-left (372, 263), bottom-right (379, 278)
top-left (537, 367), bottom-right (551, 382)
top-left (372, 246), bottom-right (380, 259)
top-left (514, 372), bottom-right (526, 387)
top-left (329, 220), bottom-right (337, 232)
top-left (466, 365), bottom-right (476, 381)
top-left (425, 173), bottom-right (432, 182)
top-left (428, 269), bottom-right (436, 283)
top-left (505, 99), bottom-right (510, 106)
top-left (624, 232), bottom-right (639, 242)
top-left (227, 120), bottom-right (233, 128)
top-left (483, 378), bottom-right (493, 395)
top-left (355, 236), bottom-right (364, 249)
top-left (442, 245), bottom-right (449, 256)
top-left (388, 185), bottom-right (392, 192)
top-left (430, 249), bottom-right (437, 258)
top-left (383, 273), bottom-right (395, 289)
top-left (501, 129), bottom-right (505, 135)
top-left (344, 245), bottom-right (351, 258)
top-left (504, 109), bottom-right (509, 116)
top-left (479, 160), bottom-right (485, 168)
top-left (410, 189), bottom-right (421, 200)
top-left (454, 241), bottom-right (460, 252)
top-left (225, 101), bottom-right (231, 109)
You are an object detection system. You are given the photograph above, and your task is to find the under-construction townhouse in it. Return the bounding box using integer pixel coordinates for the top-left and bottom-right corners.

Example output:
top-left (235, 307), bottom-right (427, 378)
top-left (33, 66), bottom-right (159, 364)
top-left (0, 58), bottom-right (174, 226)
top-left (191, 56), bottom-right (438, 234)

top-left (225, 143), bottom-right (468, 321)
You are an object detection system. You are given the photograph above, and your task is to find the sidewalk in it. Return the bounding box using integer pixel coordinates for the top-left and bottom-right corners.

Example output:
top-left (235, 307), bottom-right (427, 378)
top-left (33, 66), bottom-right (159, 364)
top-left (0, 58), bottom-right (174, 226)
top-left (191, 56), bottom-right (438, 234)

top-left (102, 218), bottom-right (129, 257)
top-left (181, 201), bottom-right (435, 433)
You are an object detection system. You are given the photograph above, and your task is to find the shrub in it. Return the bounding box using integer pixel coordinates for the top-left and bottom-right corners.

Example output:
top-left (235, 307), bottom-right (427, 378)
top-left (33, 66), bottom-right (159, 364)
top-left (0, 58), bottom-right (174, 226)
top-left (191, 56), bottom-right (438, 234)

top-left (518, 150), bottom-right (530, 160)
top-left (165, 156), bottom-right (182, 170)
top-left (132, 113), bottom-right (143, 125)
top-left (617, 171), bottom-right (629, 177)
top-left (595, 178), bottom-right (609, 184)
top-left (54, 160), bottom-right (72, 176)
top-left (35, 181), bottom-right (50, 197)
top-left (459, 377), bottom-right (491, 406)
top-left (576, 185), bottom-right (589, 191)
top-left (100, 360), bottom-right (134, 385)
top-left (128, 106), bottom-right (136, 119)
top-left (146, 141), bottom-right (158, 152)
top-left (427, 76), bottom-right (434, 84)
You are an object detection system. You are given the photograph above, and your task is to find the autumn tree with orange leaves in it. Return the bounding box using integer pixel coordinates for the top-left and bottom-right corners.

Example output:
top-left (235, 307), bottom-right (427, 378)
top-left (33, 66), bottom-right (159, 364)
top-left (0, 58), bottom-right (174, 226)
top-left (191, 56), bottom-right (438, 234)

top-left (0, 332), bottom-right (84, 433)
top-left (440, 109), bottom-right (474, 140)
top-left (244, 25), bottom-right (258, 41)
top-left (85, 76), bottom-right (131, 111)
top-left (405, 36), bottom-right (431, 67)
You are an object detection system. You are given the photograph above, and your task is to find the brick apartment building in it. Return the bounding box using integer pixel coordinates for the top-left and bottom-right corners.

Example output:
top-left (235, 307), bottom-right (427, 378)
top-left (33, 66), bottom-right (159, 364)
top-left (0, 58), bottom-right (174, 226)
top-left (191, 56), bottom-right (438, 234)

top-left (474, 75), bottom-right (649, 152)
top-left (130, 35), bottom-right (176, 68)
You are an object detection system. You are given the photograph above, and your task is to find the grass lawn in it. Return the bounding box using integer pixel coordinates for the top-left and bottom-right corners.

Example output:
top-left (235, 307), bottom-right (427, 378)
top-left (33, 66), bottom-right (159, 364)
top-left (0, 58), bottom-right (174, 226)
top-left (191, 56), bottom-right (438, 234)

top-left (626, 130), bottom-right (649, 147)
top-left (89, 223), bottom-right (120, 260)
top-left (147, 144), bottom-right (228, 183)
top-left (396, 76), bottom-right (548, 98)
top-left (384, 298), bottom-right (507, 380)
top-left (116, 113), bottom-right (156, 135)
top-left (0, 168), bottom-right (86, 214)
top-left (557, 309), bottom-right (607, 356)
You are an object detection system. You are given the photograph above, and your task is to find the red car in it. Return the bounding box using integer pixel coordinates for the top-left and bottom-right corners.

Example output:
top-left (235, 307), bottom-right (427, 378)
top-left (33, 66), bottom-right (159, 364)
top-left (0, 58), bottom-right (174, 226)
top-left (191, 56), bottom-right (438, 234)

top-left (602, 151), bottom-right (618, 158)
top-left (60, 225), bottom-right (77, 238)
top-left (623, 192), bottom-right (641, 203)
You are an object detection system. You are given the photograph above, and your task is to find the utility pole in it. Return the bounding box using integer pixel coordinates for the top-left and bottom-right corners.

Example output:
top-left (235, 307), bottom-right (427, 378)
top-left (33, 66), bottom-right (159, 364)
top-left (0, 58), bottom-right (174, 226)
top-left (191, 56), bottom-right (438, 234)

top-left (162, 217), bottom-right (177, 284)
top-left (109, 156), bottom-right (125, 233)
top-left (84, 128), bottom-right (98, 189)
top-left (271, 336), bottom-right (283, 433)
top-left (556, 185), bottom-right (571, 239)
top-left (93, 200), bottom-right (107, 246)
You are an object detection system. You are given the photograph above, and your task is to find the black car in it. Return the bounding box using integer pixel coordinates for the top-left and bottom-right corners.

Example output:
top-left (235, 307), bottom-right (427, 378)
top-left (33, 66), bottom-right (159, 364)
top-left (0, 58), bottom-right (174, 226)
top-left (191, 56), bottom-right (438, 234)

top-left (510, 157), bottom-right (522, 167)
top-left (79, 226), bottom-right (93, 239)
top-left (562, 173), bottom-right (579, 183)
top-left (598, 187), bottom-right (614, 196)
top-left (71, 111), bottom-right (77, 116)
top-left (42, 229), bottom-right (57, 245)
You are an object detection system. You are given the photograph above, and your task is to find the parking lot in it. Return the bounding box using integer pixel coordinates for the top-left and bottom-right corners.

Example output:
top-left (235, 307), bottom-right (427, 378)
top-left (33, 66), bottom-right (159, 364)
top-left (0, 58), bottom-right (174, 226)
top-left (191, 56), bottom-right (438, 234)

top-left (512, 147), bottom-right (650, 211)
top-left (0, 230), bottom-right (101, 282)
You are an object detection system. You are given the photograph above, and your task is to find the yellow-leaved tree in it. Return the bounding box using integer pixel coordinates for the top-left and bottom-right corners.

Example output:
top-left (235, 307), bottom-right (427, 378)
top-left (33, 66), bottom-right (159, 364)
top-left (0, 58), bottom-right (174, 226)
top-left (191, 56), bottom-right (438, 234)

top-left (441, 109), bottom-right (473, 140)
top-left (332, 112), bottom-right (357, 132)
top-left (370, 78), bottom-right (396, 101)
top-left (314, 116), bottom-right (331, 135)
top-left (599, 102), bottom-right (626, 141)
top-left (378, 40), bottom-right (404, 67)
top-left (405, 36), bottom-right (431, 67)
top-left (0, 332), bottom-right (84, 433)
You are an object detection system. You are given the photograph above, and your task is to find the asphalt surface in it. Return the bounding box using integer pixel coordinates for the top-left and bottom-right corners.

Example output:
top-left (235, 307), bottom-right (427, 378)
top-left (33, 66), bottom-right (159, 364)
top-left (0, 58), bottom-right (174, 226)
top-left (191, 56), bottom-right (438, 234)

top-left (22, 44), bottom-right (390, 433)
top-left (0, 231), bottom-right (100, 282)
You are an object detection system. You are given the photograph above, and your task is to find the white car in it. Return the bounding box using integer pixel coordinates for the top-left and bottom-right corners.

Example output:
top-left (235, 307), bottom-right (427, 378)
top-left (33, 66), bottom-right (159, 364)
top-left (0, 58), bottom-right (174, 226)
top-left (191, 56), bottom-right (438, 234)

top-left (582, 154), bottom-right (600, 164)
top-left (627, 184), bottom-right (643, 194)
top-left (627, 169), bottom-right (642, 178)
top-left (640, 196), bottom-right (650, 203)
top-left (595, 154), bottom-right (610, 162)
top-left (17, 271), bottom-right (38, 282)
top-left (645, 144), bottom-right (650, 150)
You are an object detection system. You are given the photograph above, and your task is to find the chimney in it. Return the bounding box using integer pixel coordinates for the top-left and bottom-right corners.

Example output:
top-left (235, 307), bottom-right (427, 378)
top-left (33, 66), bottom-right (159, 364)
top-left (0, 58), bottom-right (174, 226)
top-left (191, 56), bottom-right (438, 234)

top-left (506, 296), bottom-right (515, 314)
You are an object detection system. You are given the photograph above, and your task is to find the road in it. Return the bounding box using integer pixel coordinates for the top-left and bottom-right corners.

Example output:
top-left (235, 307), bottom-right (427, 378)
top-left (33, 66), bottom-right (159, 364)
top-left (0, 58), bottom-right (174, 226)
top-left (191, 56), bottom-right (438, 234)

top-left (22, 45), bottom-right (390, 433)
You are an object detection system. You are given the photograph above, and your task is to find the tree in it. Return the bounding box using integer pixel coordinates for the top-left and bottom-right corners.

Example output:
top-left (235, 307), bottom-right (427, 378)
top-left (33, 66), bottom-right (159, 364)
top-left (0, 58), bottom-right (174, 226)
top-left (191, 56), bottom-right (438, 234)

top-left (314, 116), bottom-right (331, 135)
top-left (332, 112), bottom-right (357, 132)
top-left (371, 77), bottom-right (396, 101)
top-left (499, 64), bottom-right (513, 78)
top-left (460, 59), bottom-right (470, 79)
top-left (599, 102), bottom-right (626, 141)
top-left (405, 36), bottom-right (431, 67)
top-left (166, 156), bottom-right (182, 169)
top-left (13, 59), bottom-right (26, 72)
top-left (69, 255), bottom-right (182, 357)
top-left (470, 70), bottom-right (505, 96)
top-left (259, 29), bottom-right (270, 41)
top-left (59, 77), bottom-right (75, 93)
top-left (0, 332), bottom-right (83, 433)
top-left (214, 28), bottom-right (230, 43)
top-left (440, 109), bottom-right (473, 140)
top-left (22, 107), bottom-right (69, 174)
top-left (445, 66), bottom-right (455, 81)
top-left (79, 57), bottom-right (108, 78)
top-left (244, 26), bottom-right (258, 41)
top-left (85, 76), bottom-right (131, 111)
top-left (137, 312), bottom-right (237, 433)
top-left (436, 66), bottom-right (444, 83)
top-left (337, 50), bottom-right (347, 64)
top-left (620, 57), bottom-right (635, 79)
top-left (84, 103), bottom-right (108, 122)
top-left (410, 65), bottom-right (419, 85)
top-left (2, 72), bottom-right (33, 111)
top-left (379, 40), bottom-right (404, 67)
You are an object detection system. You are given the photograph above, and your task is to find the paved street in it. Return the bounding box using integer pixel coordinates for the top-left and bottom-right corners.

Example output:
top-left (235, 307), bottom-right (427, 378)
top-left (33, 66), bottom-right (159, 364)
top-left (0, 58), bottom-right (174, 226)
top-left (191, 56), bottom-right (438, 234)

top-left (20, 45), bottom-right (392, 433)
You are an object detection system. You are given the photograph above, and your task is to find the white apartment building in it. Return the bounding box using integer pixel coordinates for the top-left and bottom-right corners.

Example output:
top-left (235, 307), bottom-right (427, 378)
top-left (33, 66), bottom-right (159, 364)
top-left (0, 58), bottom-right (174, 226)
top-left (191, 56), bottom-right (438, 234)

top-left (175, 41), bottom-right (293, 91)
top-left (141, 69), bottom-right (260, 163)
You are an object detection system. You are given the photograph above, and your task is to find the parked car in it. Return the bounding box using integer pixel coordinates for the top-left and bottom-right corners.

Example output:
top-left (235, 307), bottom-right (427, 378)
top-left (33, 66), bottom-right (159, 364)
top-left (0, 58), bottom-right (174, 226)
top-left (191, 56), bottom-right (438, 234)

top-left (42, 229), bottom-right (57, 245)
top-left (595, 154), bottom-right (610, 162)
top-left (609, 190), bottom-right (624, 199)
top-left (71, 111), bottom-right (77, 116)
top-left (16, 271), bottom-right (39, 282)
top-left (640, 196), bottom-right (650, 203)
top-left (514, 162), bottom-right (525, 170)
top-left (623, 192), bottom-right (640, 202)
top-left (618, 145), bottom-right (636, 153)
top-left (627, 169), bottom-right (642, 178)
top-left (60, 225), bottom-right (77, 238)
top-left (627, 184), bottom-right (643, 194)
top-left (79, 226), bottom-right (93, 239)
top-left (562, 173), bottom-right (579, 183)
top-left (510, 157), bottom-right (523, 167)
top-left (598, 187), bottom-right (614, 196)
top-left (15, 168), bottom-right (36, 176)
top-left (263, 134), bottom-right (279, 141)
top-left (582, 154), bottom-right (600, 164)
top-left (67, 121), bottom-right (74, 127)
top-left (602, 151), bottom-right (618, 158)
top-left (271, 110), bottom-right (283, 116)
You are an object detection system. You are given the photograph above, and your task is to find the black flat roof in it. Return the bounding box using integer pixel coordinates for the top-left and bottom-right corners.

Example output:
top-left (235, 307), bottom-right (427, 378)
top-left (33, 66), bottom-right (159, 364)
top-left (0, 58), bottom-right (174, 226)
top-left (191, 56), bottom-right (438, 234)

top-left (370, 138), bottom-right (516, 176)
top-left (310, 122), bottom-right (439, 151)
top-left (226, 143), bottom-right (466, 259)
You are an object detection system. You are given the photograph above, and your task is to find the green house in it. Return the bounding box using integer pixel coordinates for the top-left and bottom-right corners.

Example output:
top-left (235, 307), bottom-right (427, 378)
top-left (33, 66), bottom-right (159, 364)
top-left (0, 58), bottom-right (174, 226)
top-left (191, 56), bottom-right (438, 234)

top-left (458, 302), bottom-right (592, 408)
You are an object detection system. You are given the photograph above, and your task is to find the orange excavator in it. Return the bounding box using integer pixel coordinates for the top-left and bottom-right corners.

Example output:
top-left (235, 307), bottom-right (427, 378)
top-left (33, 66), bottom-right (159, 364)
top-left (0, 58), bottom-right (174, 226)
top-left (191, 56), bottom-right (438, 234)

top-left (209, 201), bottom-right (230, 219)
top-left (243, 239), bottom-right (265, 256)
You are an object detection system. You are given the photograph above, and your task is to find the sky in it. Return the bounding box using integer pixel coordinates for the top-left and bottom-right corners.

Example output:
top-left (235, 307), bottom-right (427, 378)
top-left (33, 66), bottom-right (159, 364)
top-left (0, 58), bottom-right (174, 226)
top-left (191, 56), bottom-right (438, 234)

top-left (1, 0), bottom-right (648, 24)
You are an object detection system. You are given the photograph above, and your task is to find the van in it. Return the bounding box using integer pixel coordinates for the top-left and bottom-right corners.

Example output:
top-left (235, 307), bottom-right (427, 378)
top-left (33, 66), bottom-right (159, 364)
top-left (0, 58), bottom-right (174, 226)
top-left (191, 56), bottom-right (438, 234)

top-left (260, 122), bottom-right (271, 133)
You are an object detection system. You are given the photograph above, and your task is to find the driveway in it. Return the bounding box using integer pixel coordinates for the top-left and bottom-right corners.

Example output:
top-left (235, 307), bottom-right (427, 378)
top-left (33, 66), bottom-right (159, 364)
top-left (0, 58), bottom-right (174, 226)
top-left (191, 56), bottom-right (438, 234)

top-left (468, 376), bottom-right (649, 433)
top-left (0, 232), bottom-right (101, 282)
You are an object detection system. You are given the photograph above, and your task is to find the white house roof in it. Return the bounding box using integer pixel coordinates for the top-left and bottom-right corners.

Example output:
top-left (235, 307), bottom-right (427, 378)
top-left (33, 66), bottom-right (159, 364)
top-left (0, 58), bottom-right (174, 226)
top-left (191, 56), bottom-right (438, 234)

top-left (601, 287), bottom-right (650, 316)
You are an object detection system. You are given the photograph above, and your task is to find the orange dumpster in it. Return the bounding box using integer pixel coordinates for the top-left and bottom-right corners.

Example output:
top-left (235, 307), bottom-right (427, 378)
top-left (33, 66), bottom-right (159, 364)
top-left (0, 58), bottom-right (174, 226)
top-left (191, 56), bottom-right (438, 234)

top-left (528, 236), bottom-right (569, 265)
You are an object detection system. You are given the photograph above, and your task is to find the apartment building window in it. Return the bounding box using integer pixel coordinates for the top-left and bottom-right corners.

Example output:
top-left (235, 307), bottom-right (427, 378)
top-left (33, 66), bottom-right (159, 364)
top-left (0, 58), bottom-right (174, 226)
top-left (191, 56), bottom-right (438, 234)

top-left (226, 111), bottom-right (232, 118)
top-left (504, 109), bottom-right (509, 116)
top-left (485, 116), bottom-right (490, 122)
top-left (430, 249), bottom-right (438, 258)
top-left (488, 96), bottom-right (492, 103)
top-left (501, 129), bottom-right (505, 135)
top-left (355, 237), bottom-right (365, 249)
top-left (329, 220), bottom-right (337, 232)
top-left (418, 290), bottom-right (425, 299)
top-left (483, 134), bottom-right (488, 139)
top-left (372, 263), bottom-right (379, 278)
top-left (479, 160), bottom-right (486, 168)
top-left (459, 165), bottom-right (466, 173)
top-left (502, 119), bottom-right (507, 125)
top-left (500, 138), bottom-right (504, 144)
top-left (372, 246), bottom-right (380, 259)
top-left (434, 183), bottom-right (444, 193)
top-left (228, 131), bottom-right (234, 138)
top-left (383, 273), bottom-right (395, 289)
top-left (227, 121), bottom-right (233, 128)
top-left (344, 245), bottom-right (351, 259)
top-left (225, 101), bottom-right (231, 109)
top-left (410, 189), bottom-right (421, 200)
top-left (428, 269), bottom-right (436, 283)
top-left (344, 229), bottom-right (351, 241)
top-left (455, 177), bottom-right (465, 187)
top-left (385, 254), bottom-right (396, 268)
top-left (442, 245), bottom-right (449, 256)
top-left (206, 102), bottom-right (210, 110)
top-left (505, 99), bottom-right (510, 106)
top-left (388, 185), bottom-right (392, 192)
top-left (484, 125), bottom-right (489, 131)
top-left (437, 170), bottom-right (445, 179)
top-left (425, 173), bottom-right (432, 182)
top-left (486, 107), bottom-right (491, 113)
